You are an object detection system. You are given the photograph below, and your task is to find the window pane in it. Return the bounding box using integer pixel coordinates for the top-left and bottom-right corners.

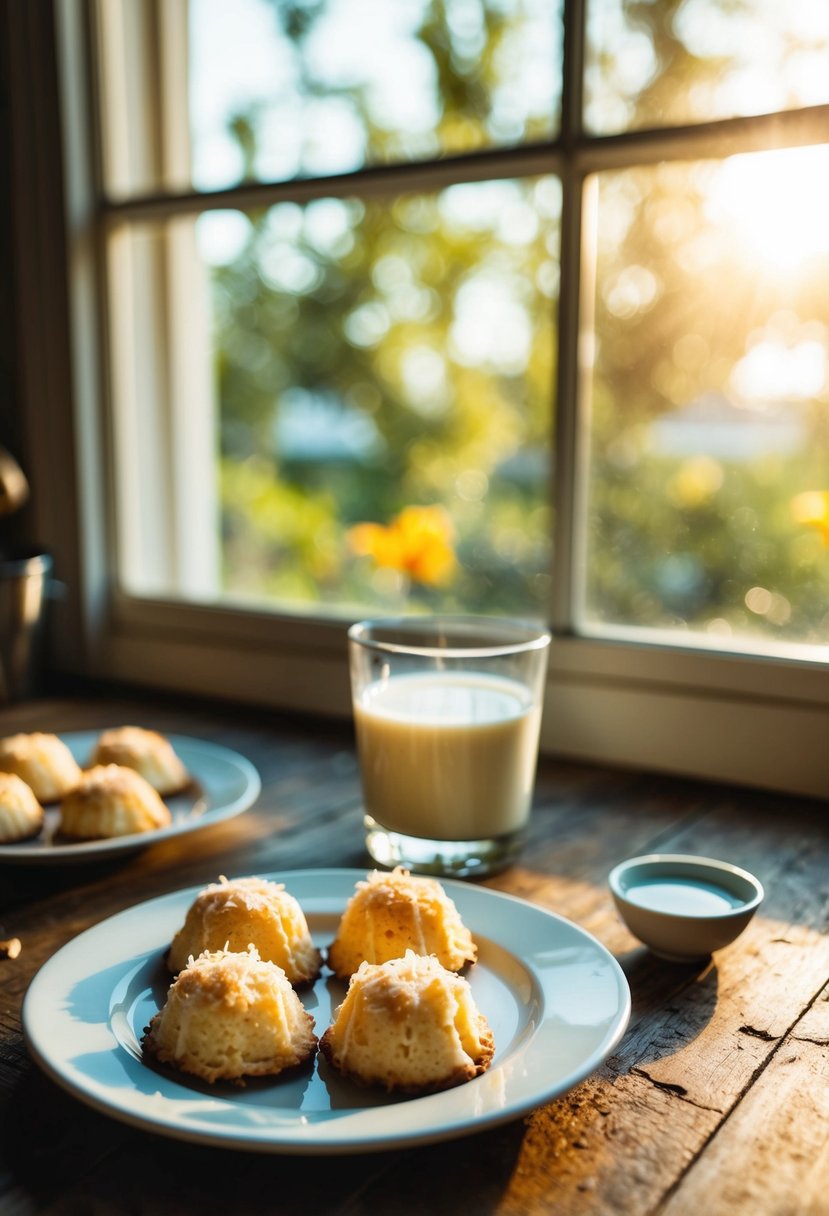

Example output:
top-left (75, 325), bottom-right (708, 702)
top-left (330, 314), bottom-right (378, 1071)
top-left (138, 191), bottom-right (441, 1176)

top-left (585, 0), bottom-right (829, 135)
top-left (112, 178), bottom-right (559, 618)
top-left (584, 147), bottom-right (829, 645)
top-left (189, 0), bottom-right (562, 189)
top-left (97, 0), bottom-right (563, 198)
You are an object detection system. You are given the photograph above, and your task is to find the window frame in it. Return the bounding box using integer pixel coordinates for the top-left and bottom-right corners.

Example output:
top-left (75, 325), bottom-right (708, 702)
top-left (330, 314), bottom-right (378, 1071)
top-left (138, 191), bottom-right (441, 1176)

top-left (13, 0), bottom-right (829, 800)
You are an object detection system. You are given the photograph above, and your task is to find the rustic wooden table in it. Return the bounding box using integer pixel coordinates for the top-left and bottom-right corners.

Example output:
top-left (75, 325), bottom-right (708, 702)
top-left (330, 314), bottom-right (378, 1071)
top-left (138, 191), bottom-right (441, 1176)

top-left (0, 692), bottom-right (826, 1215)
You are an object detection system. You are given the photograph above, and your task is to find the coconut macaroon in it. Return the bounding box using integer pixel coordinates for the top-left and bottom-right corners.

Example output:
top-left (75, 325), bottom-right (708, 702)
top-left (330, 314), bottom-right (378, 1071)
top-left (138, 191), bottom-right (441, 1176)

top-left (58, 764), bottom-right (172, 840)
top-left (167, 876), bottom-right (321, 986)
top-left (0, 732), bottom-right (81, 804)
top-left (320, 950), bottom-right (494, 1094)
top-left (326, 867), bottom-right (477, 980)
top-left (90, 726), bottom-right (190, 797)
top-left (0, 772), bottom-right (44, 843)
top-left (142, 947), bottom-right (317, 1085)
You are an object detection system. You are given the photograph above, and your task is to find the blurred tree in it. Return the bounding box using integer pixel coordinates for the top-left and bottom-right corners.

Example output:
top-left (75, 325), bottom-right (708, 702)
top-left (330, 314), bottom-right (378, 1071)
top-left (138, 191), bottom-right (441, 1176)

top-left (211, 0), bottom-right (556, 617)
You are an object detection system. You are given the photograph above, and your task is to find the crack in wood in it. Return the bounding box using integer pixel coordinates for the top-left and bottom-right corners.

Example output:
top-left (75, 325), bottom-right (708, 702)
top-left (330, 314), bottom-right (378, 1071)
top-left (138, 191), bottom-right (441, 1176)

top-left (631, 1067), bottom-right (724, 1113)
top-left (738, 1024), bottom-right (778, 1041)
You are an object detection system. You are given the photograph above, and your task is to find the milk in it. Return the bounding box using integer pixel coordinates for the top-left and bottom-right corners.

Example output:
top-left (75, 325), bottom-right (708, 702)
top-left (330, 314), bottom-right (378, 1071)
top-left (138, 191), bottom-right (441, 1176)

top-left (624, 879), bottom-right (743, 916)
top-left (353, 671), bottom-right (542, 841)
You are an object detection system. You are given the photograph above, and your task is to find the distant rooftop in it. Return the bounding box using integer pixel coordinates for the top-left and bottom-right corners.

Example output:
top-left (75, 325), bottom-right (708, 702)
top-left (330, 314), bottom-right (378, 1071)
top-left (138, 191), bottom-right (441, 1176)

top-left (649, 392), bottom-right (808, 461)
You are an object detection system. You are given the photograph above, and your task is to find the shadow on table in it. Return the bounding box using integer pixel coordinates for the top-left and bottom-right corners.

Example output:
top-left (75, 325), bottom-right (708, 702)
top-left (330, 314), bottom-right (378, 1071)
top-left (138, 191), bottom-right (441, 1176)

top-left (608, 945), bottom-right (719, 1070)
top-left (2, 1062), bottom-right (528, 1216)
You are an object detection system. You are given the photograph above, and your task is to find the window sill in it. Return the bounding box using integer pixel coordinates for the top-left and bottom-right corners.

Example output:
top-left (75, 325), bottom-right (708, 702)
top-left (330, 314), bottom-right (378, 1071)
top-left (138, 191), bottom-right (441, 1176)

top-left (58, 593), bottom-right (829, 801)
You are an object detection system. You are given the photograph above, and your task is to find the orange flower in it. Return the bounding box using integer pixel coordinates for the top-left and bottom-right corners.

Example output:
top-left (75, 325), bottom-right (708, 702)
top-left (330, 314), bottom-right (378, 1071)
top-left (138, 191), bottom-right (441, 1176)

top-left (791, 491), bottom-right (829, 545)
top-left (348, 505), bottom-right (457, 587)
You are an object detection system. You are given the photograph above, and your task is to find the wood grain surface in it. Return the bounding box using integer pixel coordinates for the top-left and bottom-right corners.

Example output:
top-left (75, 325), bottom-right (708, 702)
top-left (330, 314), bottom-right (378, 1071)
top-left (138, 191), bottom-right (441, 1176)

top-left (0, 692), bottom-right (826, 1216)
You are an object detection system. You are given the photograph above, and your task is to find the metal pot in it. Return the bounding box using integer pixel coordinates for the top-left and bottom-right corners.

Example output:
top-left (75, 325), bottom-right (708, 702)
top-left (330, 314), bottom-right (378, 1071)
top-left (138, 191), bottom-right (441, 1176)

top-left (0, 550), bottom-right (53, 703)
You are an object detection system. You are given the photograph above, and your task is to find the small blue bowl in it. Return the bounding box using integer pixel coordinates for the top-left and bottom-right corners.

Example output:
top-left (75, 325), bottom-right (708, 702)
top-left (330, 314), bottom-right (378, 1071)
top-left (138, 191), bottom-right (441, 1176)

top-left (608, 853), bottom-right (764, 962)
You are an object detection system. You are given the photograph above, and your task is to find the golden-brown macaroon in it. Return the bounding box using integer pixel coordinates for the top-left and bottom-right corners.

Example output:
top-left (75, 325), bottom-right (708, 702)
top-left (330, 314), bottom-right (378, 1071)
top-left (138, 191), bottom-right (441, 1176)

top-left (0, 772), bottom-right (44, 843)
top-left (320, 950), bottom-right (494, 1094)
top-left (326, 867), bottom-right (477, 980)
top-left (58, 764), bottom-right (172, 840)
top-left (90, 726), bottom-right (190, 796)
top-left (142, 947), bottom-right (317, 1084)
top-left (166, 876), bottom-right (321, 986)
top-left (0, 732), bottom-right (81, 804)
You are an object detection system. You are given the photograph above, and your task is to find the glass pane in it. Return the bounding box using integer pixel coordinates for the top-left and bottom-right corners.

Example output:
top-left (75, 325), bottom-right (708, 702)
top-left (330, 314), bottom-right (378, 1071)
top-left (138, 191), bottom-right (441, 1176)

top-left (189, 0), bottom-right (563, 189)
top-left (585, 0), bottom-right (829, 135)
top-left (584, 147), bottom-right (829, 646)
top-left (113, 178), bottom-right (559, 619)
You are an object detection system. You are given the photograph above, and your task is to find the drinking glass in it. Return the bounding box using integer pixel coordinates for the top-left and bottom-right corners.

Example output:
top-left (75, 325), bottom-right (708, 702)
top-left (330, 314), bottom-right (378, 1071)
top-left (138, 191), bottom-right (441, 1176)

top-left (348, 616), bottom-right (550, 878)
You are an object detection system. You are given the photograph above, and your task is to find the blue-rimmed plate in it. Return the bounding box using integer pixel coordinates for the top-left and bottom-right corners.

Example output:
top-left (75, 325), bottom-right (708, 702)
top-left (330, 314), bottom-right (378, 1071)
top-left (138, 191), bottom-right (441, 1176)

top-left (22, 869), bottom-right (630, 1153)
top-left (0, 731), bottom-right (260, 864)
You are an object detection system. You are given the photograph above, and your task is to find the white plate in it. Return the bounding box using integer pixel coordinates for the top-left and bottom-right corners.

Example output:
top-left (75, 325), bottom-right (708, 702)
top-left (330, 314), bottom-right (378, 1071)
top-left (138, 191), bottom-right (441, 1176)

top-left (0, 731), bottom-right (260, 864)
top-left (22, 869), bottom-right (631, 1154)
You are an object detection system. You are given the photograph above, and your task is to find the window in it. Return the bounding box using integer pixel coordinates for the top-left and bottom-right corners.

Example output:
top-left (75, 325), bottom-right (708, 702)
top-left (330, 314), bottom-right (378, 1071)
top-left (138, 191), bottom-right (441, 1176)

top-left (35, 0), bottom-right (829, 795)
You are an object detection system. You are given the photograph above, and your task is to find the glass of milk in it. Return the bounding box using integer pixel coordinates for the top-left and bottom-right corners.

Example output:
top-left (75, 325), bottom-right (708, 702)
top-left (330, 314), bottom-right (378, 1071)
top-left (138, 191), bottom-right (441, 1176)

top-left (348, 616), bottom-right (550, 878)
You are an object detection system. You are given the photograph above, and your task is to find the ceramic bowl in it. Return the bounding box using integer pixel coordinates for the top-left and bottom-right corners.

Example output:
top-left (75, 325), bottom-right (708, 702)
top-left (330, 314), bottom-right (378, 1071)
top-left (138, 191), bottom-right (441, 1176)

top-left (608, 853), bottom-right (764, 962)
